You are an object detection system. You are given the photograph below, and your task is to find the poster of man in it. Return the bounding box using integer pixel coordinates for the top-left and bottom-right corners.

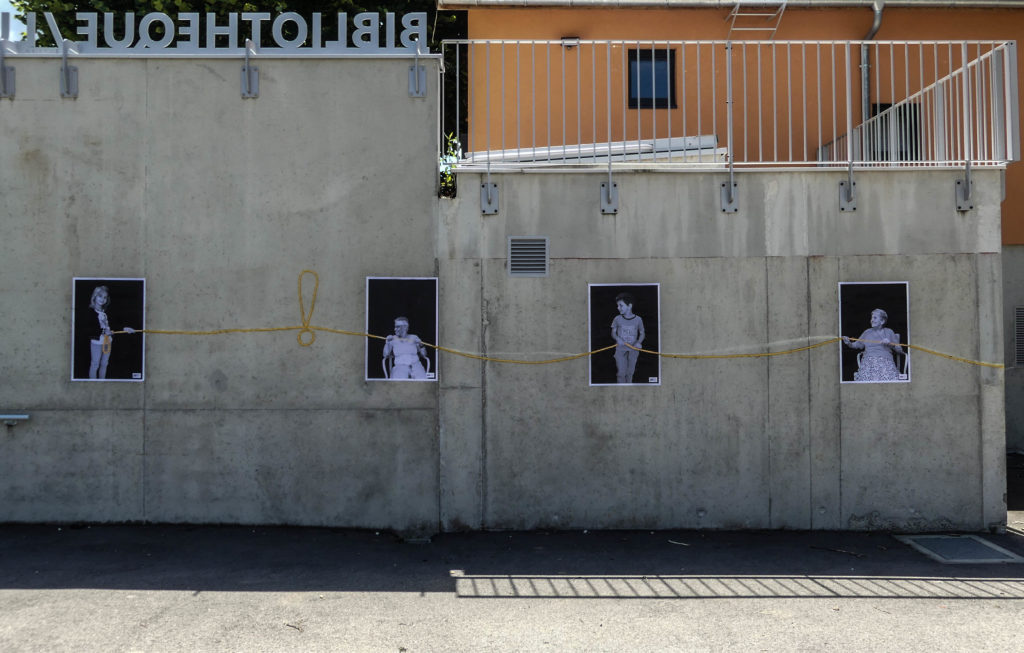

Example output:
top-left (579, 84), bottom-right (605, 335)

top-left (71, 277), bottom-right (145, 382)
top-left (838, 281), bottom-right (910, 383)
top-left (365, 277), bottom-right (438, 382)
top-left (588, 283), bottom-right (661, 386)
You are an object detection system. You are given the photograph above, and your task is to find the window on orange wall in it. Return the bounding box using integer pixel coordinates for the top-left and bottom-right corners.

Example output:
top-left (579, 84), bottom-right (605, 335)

top-left (628, 48), bottom-right (676, 109)
top-left (869, 102), bottom-right (921, 163)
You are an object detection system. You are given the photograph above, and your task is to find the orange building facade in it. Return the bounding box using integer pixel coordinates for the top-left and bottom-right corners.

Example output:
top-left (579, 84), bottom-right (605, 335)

top-left (440, 0), bottom-right (1024, 244)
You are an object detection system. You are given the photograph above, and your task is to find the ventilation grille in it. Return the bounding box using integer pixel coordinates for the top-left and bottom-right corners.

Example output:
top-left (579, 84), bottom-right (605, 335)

top-left (509, 237), bottom-right (549, 277)
top-left (1017, 307), bottom-right (1024, 366)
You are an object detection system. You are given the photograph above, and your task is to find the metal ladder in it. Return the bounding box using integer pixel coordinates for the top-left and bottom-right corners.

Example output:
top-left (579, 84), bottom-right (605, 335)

top-left (726, 0), bottom-right (787, 40)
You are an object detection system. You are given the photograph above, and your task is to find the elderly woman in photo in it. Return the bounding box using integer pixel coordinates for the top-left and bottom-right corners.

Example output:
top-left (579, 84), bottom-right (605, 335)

top-left (842, 308), bottom-right (903, 382)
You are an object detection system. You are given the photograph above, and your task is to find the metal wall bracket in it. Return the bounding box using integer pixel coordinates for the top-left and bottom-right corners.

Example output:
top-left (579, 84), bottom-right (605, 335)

top-left (481, 182), bottom-right (499, 215)
top-left (956, 179), bottom-right (974, 212)
top-left (409, 39), bottom-right (426, 98)
top-left (60, 40), bottom-right (78, 98)
top-left (241, 40), bottom-right (258, 99)
top-left (839, 180), bottom-right (857, 212)
top-left (0, 41), bottom-right (13, 99)
top-left (600, 181), bottom-right (619, 214)
top-left (409, 65), bottom-right (426, 97)
top-left (1, 413), bottom-right (29, 427)
top-left (720, 182), bottom-right (738, 213)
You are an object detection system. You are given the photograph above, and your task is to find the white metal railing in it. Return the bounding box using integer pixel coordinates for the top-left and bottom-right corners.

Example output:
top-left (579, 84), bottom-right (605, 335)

top-left (440, 39), bottom-right (1019, 170)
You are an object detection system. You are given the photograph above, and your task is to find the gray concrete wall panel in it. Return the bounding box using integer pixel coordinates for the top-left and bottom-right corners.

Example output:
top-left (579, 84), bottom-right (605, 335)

top-left (835, 254), bottom-right (1001, 530)
top-left (978, 253), bottom-right (1008, 528)
top-left (437, 250), bottom-right (485, 531)
top-left (0, 54), bottom-right (1005, 531)
top-left (766, 256), bottom-right (813, 529)
top-left (142, 409), bottom-right (438, 529)
top-left (807, 257), bottom-right (843, 530)
top-left (442, 171), bottom-right (1004, 531)
top-left (0, 56), bottom-right (439, 531)
top-left (0, 411), bottom-right (145, 522)
top-left (475, 258), bottom-right (771, 530)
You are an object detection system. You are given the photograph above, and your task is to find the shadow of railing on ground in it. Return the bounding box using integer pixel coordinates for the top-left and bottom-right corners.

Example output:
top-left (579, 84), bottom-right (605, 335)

top-left (452, 573), bottom-right (1024, 599)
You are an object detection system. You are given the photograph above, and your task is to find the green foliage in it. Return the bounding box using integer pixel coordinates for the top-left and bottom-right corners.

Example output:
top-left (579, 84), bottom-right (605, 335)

top-left (439, 132), bottom-right (461, 198)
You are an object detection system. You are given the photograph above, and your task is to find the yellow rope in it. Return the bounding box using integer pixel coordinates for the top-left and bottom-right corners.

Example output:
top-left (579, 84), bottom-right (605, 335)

top-left (844, 336), bottom-right (1004, 369)
top-left (100, 270), bottom-right (1004, 370)
top-left (630, 337), bottom-right (841, 360)
top-left (297, 269), bottom-right (318, 347)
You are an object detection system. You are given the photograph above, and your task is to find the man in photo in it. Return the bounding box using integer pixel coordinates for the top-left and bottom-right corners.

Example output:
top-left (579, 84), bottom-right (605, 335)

top-left (365, 277), bottom-right (438, 382)
top-left (382, 316), bottom-right (430, 380)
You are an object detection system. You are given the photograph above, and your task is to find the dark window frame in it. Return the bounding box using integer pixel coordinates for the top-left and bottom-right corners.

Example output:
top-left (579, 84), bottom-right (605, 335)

top-left (868, 102), bottom-right (921, 162)
top-left (628, 48), bottom-right (677, 110)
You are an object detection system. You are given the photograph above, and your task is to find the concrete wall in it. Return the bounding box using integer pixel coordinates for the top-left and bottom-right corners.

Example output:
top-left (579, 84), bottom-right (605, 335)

top-left (0, 56), bottom-right (441, 533)
top-left (0, 56), bottom-right (1006, 532)
top-left (439, 169), bottom-right (1006, 532)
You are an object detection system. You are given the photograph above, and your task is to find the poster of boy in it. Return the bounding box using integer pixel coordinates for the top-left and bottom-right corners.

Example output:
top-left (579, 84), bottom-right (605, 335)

top-left (365, 277), bottom-right (438, 382)
top-left (71, 277), bottom-right (145, 382)
top-left (588, 283), bottom-right (661, 386)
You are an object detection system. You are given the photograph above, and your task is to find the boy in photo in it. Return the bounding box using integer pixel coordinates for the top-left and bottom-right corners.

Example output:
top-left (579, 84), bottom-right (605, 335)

top-left (611, 292), bottom-right (645, 383)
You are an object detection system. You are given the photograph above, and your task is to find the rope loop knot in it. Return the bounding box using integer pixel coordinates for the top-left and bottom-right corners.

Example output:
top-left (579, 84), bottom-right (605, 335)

top-left (297, 270), bottom-right (319, 347)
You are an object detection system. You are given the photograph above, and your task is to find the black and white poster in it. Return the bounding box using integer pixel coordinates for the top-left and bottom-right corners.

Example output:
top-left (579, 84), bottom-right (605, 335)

top-left (71, 277), bottom-right (145, 382)
top-left (838, 281), bottom-right (910, 383)
top-left (365, 277), bottom-right (438, 382)
top-left (588, 283), bottom-right (661, 386)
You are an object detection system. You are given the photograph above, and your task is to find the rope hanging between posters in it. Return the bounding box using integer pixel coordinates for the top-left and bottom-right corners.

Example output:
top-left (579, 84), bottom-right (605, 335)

top-left (99, 270), bottom-right (1005, 370)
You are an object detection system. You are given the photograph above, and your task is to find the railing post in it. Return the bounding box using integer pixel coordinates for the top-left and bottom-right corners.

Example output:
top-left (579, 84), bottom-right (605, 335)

top-left (1005, 42), bottom-right (1021, 162)
top-left (992, 44), bottom-right (1007, 162)
top-left (60, 39), bottom-right (78, 99)
top-left (840, 42), bottom-right (856, 212)
top-left (0, 37), bottom-right (13, 99)
top-left (482, 41), bottom-right (498, 214)
top-left (721, 41), bottom-right (738, 213)
top-left (956, 42), bottom-right (974, 211)
top-left (934, 81), bottom-right (947, 162)
top-left (601, 40), bottom-right (618, 214)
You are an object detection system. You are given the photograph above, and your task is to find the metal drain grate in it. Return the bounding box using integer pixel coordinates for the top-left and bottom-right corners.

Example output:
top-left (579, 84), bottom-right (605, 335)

top-left (895, 534), bottom-right (1024, 564)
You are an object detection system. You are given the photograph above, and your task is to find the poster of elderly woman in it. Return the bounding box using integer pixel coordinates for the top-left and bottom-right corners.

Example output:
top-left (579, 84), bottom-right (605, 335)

top-left (838, 281), bottom-right (910, 383)
top-left (72, 277), bottom-right (145, 382)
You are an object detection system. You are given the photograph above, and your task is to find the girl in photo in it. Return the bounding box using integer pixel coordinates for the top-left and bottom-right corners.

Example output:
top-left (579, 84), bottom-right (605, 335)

top-left (87, 285), bottom-right (136, 379)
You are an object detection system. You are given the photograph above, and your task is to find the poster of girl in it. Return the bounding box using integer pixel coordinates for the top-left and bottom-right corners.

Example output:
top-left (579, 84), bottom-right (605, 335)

top-left (71, 278), bottom-right (145, 382)
top-left (838, 281), bottom-right (910, 383)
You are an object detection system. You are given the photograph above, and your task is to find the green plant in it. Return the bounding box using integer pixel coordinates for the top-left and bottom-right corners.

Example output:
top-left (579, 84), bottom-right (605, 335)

top-left (439, 131), bottom-right (461, 198)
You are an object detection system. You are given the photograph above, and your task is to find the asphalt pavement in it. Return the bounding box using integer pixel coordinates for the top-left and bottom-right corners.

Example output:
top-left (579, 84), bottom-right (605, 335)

top-left (3, 512), bottom-right (1024, 652)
